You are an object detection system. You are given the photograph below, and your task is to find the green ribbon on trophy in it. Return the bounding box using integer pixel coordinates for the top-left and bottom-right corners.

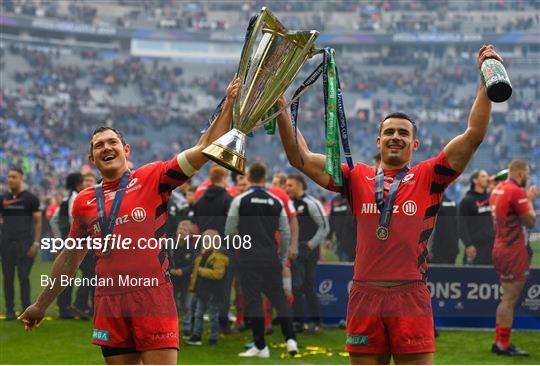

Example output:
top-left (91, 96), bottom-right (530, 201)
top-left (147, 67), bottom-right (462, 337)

top-left (289, 47), bottom-right (353, 187)
top-left (263, 105), bottom-right (278, 135)
top-left (324, 49), bottom-right (341, 186)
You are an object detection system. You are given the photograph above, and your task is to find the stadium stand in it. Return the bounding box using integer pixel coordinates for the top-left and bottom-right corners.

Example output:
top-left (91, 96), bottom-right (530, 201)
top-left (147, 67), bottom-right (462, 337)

top-left (1, 0), bottom-right (538, 213)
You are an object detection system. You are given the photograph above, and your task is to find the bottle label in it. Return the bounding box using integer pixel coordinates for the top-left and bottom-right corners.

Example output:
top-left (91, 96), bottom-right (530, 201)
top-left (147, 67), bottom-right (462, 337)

top-left (481, 59), bottom-right (511, 89)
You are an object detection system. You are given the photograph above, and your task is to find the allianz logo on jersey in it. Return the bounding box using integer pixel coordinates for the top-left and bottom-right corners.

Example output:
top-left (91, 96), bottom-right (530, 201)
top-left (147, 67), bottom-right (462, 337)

top-left (360, 200), bottom-right (418, 216)
top-left (90, 207), bottom-right (147, 234)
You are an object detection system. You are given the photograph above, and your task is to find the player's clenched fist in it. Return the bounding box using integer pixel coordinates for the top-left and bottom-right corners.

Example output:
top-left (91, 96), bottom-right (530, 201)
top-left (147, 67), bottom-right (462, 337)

top-left (18, 304), bottom-right (46, 331)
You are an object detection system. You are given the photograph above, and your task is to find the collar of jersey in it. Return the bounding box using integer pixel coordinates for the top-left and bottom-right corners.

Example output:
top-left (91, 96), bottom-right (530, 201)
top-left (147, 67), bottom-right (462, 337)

top-left (98, 170), bottom-right (132, 188)
top-left (250, 186), bottom-right (266, 191)
top-left (509, 178), bottom-right (522, 188)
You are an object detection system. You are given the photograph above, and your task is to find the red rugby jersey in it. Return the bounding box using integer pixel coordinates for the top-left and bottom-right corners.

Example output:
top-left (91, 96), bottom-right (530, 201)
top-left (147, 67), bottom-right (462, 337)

top-left (268, 186), bottom-right (297, 219)
top-left (69, 156), bottom-right (190, 295)
top-left (489, 180), bottom-right (532, 250)
top-left (328, 152), bottom-right (459, 281)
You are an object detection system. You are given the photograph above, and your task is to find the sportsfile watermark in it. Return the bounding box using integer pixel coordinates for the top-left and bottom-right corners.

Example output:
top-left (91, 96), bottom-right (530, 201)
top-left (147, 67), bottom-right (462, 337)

top-left (40, 234), bottom-right (252, 253)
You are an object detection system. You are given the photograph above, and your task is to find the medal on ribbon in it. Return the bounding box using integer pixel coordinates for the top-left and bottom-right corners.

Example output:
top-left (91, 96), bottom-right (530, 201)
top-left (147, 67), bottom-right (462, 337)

top-left (374, 166), bottom-right (409, 241)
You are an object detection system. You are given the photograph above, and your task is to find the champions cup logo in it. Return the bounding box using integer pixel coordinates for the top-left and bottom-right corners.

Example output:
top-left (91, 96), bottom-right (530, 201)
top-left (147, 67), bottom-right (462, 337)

top-left (319, 280), bottom-right (333, 294)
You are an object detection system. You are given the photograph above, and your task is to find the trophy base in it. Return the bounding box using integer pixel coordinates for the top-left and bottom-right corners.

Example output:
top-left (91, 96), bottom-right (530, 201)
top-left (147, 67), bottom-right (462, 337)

top-left (203, 128), bottom-right (247, 174)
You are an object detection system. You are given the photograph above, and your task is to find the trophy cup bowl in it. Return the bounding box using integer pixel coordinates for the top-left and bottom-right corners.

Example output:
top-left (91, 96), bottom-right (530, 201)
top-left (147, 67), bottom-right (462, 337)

top-left (202, 7), bottom-right (319, 174)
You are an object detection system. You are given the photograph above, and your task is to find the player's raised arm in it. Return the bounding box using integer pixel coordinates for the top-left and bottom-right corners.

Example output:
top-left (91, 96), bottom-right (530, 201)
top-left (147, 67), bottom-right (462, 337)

top-left (183, 76), bottom-right (240, 171)
top-left (443, 45), bottom-right (503, 172)
top-left (276, 96), bottom-right (330, 188)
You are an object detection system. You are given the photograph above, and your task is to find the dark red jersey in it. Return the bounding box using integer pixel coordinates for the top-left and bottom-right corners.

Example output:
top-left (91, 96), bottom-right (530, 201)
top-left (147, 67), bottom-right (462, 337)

top-left (489, 180), bottom-right (532, 250)
top-left (328, 152), bottom-right (459, 281)
top-left (69, 156), bottom-right (190, 295)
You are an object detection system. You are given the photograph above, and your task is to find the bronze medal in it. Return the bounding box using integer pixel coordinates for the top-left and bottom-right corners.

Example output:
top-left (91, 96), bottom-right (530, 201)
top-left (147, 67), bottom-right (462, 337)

top-left (376, 225), bottom-right (389, 241)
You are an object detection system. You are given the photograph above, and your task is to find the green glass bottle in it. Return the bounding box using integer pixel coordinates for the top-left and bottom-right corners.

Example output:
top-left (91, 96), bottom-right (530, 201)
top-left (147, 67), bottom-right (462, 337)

top-left (480, 59), bottom-right (512, 103)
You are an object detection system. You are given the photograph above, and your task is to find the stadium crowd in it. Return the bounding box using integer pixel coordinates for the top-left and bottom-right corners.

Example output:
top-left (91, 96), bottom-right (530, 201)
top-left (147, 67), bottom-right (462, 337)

top-left (2, 0), bottom-right (539, 33)
top-left (2, 42), bottom-right (538, 207)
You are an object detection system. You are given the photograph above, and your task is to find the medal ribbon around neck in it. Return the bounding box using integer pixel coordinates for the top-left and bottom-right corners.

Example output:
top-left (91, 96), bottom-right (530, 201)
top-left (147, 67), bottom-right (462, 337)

top-left (94, 170), bottom-right (130, 255)
top-left (374, 166), bottom-right (409, 241)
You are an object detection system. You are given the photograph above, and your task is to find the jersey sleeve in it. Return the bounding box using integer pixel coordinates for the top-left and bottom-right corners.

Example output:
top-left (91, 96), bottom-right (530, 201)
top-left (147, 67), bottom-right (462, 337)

top-left (155, 154), bottom-right (194, 195)
top-left (285, 198), bottom-right (297, 218)
top-left (327, 163), bottom-right (351, 193)
top-left (422, 152), bottom-right (460, 192)
top-left (278, 193), bottom-right (297, 218)
top-left (511, 188), bottom-right (532, 216)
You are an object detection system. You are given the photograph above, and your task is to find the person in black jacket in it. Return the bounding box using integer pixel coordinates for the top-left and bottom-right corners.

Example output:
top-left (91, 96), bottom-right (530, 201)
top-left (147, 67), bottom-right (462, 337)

top-left (458, 169), bottom-right (495, 265)
top-left (192, 164), bottom-right (234, 333)
top-left (170, 220), bottom-right (197, 337)
top-left (286, 174), bottom-right (329, 334)
top-left (328, 194), bottom-right (356, 262)
top-left (193, 165), bottom-right (232, 235)
top-left (167, 185), bottom-right (196, 239)
top-left (225, 162), bottom-right (298, 358)
top-left (429, 194), bottom-right (459, 264)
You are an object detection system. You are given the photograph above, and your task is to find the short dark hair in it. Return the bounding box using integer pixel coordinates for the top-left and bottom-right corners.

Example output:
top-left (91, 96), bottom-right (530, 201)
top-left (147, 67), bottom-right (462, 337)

top-left (379, 112), bottom-right (417, 138)
top-left (8, 166), bottom-right (24, 176)
top-left (273, 172), bottom-right (287, 186)
top-left (469, 170), bottom-right (481, 190)
top-left (89, 126), bottom-right (127, 154)
top-left (287, 174), bottom-right (307, 190)
top-left (248, 162), bottom-right (267, 184)
top-left (65, 172), bottom-right (83, 191)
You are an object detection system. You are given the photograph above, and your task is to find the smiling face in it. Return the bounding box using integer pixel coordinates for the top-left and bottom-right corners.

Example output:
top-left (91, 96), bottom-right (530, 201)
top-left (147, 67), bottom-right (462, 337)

top-left (88, 129), bottom-right (130, 180)
top-left (377, 118), bottom-right (419, 169)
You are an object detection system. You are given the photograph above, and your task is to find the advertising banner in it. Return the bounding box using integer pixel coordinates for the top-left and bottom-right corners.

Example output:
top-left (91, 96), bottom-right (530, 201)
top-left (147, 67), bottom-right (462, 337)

top-left (316, 263), bottom-right (540, 329)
